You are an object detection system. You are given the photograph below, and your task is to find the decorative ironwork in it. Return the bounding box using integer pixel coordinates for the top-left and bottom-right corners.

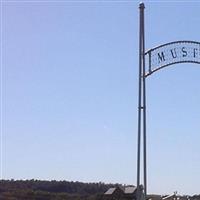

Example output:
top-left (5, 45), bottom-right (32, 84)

top-left (145, 41), bottom-right (200, 77)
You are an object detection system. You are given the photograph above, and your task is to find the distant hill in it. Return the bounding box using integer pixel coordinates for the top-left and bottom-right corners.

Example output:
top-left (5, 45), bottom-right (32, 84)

top-left (0, 179), bottom-right (122, 200)
top-left (0, 180), bottom-right (199, 200)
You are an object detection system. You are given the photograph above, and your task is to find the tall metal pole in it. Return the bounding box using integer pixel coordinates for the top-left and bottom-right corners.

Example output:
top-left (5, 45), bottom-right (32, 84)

top-left (141, 3), bottom-right (147, 198)
top-left (137, 3), bottom-right (146, 200)
top-left (137, 3), bottom-right (145, 200)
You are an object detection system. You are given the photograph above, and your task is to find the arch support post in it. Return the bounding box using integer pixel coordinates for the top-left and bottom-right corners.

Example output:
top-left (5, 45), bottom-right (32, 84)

top-left (137, 2), bottom-right (147, 200)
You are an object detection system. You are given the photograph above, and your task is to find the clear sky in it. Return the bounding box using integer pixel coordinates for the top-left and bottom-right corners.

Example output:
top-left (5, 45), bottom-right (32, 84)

top-left (1, 0), bottom-right (200, 195)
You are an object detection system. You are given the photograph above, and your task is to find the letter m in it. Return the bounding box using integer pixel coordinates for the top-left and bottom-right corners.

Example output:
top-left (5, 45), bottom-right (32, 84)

top-left (158, 52), bottom-right (165, 63)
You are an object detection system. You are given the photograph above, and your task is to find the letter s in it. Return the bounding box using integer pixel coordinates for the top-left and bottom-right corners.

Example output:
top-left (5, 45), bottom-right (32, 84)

top-left (182, 47), bottom-right (187, 57)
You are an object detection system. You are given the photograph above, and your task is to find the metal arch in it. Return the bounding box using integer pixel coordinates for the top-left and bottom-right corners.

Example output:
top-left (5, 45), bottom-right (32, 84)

top-left (145, 60), bottom-right (200, 77)
top-left (144, 40), bottom-right (200, 77)
top-left (137, 5), bottom-right (200, 200)
top-left (137, 4), bottom-right (200, 200)
top-left (145, 40), bottom-right (200, 55)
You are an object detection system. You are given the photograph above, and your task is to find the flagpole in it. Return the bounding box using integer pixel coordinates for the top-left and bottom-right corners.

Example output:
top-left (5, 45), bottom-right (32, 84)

top-left (137, 3), bottom-right (146, 200)
top-left (137, 2), bottom-right (144, 200)
top-left (141, 2), bottom-right (147, 198)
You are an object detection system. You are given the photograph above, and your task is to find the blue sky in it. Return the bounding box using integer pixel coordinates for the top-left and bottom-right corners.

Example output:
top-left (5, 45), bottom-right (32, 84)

top-left (1, 0), bottom-right (200, 195)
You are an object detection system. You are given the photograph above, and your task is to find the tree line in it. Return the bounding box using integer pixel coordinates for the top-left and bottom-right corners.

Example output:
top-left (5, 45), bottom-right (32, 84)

top-left (0, 179), bottom-right (120, 200)
top-left (0, 180), bottom-right (200, 200)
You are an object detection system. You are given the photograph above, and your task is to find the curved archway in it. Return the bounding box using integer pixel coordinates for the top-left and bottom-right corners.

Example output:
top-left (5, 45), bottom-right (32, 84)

top-left (145, 41), bottom-right (200, 77)
top-left (137, 4), bottom-right (200, 200)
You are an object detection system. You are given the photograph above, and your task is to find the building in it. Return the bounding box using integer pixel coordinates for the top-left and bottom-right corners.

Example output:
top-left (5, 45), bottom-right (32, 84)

top-left (103, 186), bottom-right (142, 200)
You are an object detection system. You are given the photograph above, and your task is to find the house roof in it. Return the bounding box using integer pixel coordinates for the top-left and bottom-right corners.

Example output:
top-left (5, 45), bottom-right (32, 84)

top-left (124, 186), bottom-right (137, 194)
top-left (104, 188), bottom-right (117, 195)
top-left (104, 186), bottom-right (137, 195)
